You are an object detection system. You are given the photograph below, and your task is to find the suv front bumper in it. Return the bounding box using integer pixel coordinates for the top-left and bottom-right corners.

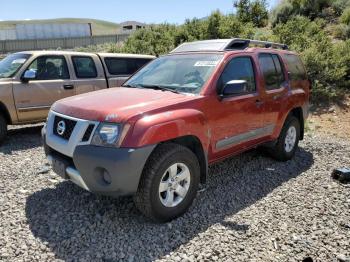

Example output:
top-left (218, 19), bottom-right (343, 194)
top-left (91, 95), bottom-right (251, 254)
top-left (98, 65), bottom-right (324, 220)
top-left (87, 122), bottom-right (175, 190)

top-left (43, 131), bottom-right (155, 197)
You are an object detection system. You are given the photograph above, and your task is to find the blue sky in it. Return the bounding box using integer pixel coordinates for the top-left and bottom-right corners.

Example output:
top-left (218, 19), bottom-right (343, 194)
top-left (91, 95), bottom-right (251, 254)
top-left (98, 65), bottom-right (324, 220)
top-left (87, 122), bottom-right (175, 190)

top-left (0, 0), bottom-right (279, 24)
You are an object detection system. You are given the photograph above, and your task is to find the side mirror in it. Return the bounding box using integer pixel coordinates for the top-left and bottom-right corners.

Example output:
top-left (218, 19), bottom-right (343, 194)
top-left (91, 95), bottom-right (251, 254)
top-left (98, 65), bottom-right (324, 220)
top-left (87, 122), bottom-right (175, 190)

top-left (22, 69), bottom-right (37, 82)
top-left (221, 80), bottom-right (248, 97)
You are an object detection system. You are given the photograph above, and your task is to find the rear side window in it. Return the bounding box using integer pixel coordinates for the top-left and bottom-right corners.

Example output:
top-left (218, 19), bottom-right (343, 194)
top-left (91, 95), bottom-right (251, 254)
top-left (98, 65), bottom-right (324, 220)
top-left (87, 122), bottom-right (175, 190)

top-left (72, 56), bottom-right (97, 78)
top-left (284, 54), bottom-right (306, 81)
top-left (258, 53), bottom-right (285, 90)
top-left (272, 54), bottom-right (285, 84)
top-left (104, 58), bottom-right (152, 75)
top-left (218, 56), bottom-right (256, 94)
top-left (27, 55), bottom-right (70, 80)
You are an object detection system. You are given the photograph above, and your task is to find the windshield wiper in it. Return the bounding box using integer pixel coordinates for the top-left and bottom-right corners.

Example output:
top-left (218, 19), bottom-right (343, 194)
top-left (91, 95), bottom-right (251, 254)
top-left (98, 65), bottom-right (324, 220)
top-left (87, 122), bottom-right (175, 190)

top-left (122, 84), bottom-right (139, 88)
top-left (138, 84), bottom-right (181, 94)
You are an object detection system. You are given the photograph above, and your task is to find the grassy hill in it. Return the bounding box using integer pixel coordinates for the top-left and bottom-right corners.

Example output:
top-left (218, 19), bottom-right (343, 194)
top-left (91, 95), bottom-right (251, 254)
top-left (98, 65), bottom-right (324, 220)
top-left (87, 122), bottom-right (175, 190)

top-left (0, 18), bottom-right (120, 35)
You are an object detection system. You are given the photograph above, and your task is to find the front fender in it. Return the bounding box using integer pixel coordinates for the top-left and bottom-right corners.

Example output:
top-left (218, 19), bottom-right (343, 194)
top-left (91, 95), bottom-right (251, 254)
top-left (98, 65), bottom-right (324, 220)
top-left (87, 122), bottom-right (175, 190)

top-left (0, 81), bottom-right (17, 124)
top-left (122, 109), bottom-right (210, 150)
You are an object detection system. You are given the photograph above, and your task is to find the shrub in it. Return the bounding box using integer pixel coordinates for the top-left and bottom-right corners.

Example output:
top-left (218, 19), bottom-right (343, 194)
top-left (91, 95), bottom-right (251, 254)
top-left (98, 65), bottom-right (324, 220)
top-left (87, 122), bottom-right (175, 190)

top-left (123, 24), bottom-right (177, 56)
top-left (326, 24), bottom-right (348, 39)
top-left (174, 18), bottom-right (207, 46)
top-left (274, 16), bottom-right (350, 100)
top-left (75, 42), bottom-right (124, 53)
top-left (271, 0), bottom-right (344, 26)
top-left (273, 16), bottom-right (329, 51)
top-left (332, 0), bottom-right (350, 16)
top-left (340, 7), bottom-right (350, 25)
top-left (75, 10), bottom-right (350, 103)
top-left (271, 1), bottom-right (294, 26)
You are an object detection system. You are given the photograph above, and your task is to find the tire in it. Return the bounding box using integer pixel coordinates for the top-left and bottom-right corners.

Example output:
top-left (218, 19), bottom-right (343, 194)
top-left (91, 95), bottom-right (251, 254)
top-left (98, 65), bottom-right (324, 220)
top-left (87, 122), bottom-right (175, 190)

top-left (269, 116), bottom-right (300, 162)
top-left (134, 143), bottom-right (200, 222)
top-left (0, 114), bottom-right (7, 145)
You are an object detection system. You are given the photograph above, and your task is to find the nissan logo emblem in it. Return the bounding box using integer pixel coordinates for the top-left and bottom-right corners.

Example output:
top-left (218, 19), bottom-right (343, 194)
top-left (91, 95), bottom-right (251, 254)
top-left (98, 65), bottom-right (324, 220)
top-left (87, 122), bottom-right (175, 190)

top-left (57, 120), bottom-right (66, 136)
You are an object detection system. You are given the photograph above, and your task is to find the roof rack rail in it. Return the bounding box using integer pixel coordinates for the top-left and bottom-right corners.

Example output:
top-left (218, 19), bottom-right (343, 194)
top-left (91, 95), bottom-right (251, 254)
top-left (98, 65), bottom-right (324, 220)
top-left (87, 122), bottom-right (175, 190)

top-left (170, 38), bottom-right (288, 53)
top-left (226, 38), bottom-right (288, 50)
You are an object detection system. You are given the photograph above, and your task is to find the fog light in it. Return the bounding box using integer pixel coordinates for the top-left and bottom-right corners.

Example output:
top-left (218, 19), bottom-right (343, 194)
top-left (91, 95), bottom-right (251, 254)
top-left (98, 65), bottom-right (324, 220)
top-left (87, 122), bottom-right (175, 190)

top-left (102, 170), bottom-right (112, 185)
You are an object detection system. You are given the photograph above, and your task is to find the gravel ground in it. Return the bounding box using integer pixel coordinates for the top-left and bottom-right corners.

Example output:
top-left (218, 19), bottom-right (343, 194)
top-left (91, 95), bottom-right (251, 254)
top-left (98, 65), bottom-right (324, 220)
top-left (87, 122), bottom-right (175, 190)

top-left (0, 125), bottom-right (349, 262)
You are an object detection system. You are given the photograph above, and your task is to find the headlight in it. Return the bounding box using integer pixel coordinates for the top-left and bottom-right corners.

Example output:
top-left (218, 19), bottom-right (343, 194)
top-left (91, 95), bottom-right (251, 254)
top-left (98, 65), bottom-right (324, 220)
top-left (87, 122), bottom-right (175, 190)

top-left (91, 123), bottom-right (121, 147)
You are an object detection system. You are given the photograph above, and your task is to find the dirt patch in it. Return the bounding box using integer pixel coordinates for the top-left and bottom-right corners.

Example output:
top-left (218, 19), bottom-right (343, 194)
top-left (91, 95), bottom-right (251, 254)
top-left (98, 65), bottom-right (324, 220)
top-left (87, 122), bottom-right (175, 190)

top-left (308, 96), bottom-right (350, 139)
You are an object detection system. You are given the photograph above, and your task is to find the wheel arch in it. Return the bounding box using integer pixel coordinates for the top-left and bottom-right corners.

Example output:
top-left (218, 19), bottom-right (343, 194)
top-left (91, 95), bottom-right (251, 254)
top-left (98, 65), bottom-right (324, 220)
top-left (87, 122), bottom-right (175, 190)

top-left (289, 107), bottom-right (304, 140)
top-left (0, 101), bottom-right (12, 124)
top-left (156, 135), bottom-right (208, 184)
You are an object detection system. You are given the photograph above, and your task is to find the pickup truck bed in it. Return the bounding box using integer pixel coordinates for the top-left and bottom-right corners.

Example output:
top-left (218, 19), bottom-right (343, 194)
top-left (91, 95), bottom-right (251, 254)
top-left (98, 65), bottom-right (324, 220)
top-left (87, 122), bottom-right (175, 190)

top-left (0, 51), bottom-right (155, 143)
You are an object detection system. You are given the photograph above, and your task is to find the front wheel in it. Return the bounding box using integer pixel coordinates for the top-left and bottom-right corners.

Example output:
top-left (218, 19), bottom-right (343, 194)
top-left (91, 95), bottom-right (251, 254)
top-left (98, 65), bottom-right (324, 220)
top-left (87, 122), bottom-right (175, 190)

top-left (269, 116), bottom-right (300, 162)
top-left (0, 114), bottom-right (7, 145)
top-left (134, 143), bottom-right (200, 222)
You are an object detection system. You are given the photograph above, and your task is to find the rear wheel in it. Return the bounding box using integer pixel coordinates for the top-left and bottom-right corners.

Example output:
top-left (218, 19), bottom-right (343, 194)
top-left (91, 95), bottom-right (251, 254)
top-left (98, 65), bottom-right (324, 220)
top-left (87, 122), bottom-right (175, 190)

top-left (134, 143), bottom-right (200, 222)
top-left (269, 116), bottom-right (300, 161)
top-left (0, 114), bottom-right (7, 145)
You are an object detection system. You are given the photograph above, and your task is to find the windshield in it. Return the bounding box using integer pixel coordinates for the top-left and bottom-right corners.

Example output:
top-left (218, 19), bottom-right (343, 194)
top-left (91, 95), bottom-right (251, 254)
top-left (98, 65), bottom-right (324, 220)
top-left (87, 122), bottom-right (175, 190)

top-left (0, 53), bottom-right (31, 78)
top-left (124, 53), bottom-right (223, 94)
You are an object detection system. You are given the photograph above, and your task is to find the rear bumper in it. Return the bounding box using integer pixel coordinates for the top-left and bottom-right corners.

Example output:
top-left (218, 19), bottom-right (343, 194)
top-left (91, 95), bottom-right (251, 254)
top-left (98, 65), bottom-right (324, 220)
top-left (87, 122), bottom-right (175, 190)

top-left (43, 132), bottom-right (155, 197)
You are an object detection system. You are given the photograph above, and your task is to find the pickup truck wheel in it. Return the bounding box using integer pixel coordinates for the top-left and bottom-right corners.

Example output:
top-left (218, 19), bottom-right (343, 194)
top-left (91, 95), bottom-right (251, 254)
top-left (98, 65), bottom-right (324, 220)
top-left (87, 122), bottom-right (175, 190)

top-left (270, 116), bottom-right (300, 162)
top-left (134, 143), bottom-right (200, 222)
top-left (0, 114), bottom-right (7, 145)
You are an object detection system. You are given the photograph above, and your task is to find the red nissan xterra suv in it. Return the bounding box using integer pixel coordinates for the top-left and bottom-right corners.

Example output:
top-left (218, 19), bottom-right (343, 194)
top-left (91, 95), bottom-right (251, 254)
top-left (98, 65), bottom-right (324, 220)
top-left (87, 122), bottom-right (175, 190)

top-left (43, 39), bottom-right (310, 222)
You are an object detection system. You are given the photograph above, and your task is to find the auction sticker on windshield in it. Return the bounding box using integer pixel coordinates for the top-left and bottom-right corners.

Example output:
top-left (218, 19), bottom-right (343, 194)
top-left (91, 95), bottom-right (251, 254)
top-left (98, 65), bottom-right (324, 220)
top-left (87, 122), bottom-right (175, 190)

top-left (194, 61), bottom-right (219, 67)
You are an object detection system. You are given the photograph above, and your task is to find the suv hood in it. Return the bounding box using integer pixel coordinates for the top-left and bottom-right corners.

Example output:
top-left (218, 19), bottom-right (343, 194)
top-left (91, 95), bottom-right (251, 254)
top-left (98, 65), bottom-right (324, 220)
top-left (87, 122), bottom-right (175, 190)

top-left (52, 87), bottom-right (196, 122)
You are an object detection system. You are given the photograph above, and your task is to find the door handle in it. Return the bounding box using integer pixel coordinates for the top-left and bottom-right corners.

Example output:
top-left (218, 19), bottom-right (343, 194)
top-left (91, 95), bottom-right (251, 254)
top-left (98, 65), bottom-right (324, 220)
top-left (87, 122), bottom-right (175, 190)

top-left (63, 84), bottom-right (74, 90)
top-left (255, 99), bottom-right (264, 107)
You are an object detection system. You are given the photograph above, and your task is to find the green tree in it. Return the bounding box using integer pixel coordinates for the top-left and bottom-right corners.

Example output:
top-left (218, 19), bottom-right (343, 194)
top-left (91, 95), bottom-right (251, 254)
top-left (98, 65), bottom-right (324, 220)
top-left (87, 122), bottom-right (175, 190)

top-left (123, 24), bottom-right (177, 56)
top-left (207, 11), bottom-right (222, 39)
top-left (234, 0), bottom-right (268, 27)
top-left (174, 18), bottom-right (207, 46)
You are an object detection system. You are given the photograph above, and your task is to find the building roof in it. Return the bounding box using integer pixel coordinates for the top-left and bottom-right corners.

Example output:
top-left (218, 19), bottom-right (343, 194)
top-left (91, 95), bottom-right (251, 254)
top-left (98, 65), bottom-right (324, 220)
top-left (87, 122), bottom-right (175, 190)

top-left (119, 21), bottom-right (147, 27)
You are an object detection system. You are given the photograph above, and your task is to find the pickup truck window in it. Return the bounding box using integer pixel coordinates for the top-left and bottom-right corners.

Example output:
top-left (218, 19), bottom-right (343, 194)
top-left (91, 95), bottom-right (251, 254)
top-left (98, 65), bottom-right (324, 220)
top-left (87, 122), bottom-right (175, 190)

top-left (124, 54), bottom-right (223, 94)
top-left (0, 53), bottom-right (31, 78)
top-left (218, 56), bottom-right (256, 94)
top-left (72, 56), bottom-right (98, 78)
top-left (104, 58), bottom-right (151, 76)
top-left (284, 54), bottom-right (307, 81)
top-left (27, 56), bottom-right (70, 80)
top-left (259, 53), bottom-right (285, 90)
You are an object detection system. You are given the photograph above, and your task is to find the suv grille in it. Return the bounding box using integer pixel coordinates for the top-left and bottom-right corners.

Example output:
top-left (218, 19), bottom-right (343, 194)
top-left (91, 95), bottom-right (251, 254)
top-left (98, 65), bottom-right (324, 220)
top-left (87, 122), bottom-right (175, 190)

top-left (53, 116), bottom-right (77, 140)
top-left (82, 124), bottom-right (95, 142)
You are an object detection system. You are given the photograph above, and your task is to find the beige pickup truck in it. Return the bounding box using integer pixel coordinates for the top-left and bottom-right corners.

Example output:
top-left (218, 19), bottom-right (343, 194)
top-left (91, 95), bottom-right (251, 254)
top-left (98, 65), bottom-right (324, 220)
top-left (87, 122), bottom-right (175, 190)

top-left (0, 51), bottom-right (155, 143)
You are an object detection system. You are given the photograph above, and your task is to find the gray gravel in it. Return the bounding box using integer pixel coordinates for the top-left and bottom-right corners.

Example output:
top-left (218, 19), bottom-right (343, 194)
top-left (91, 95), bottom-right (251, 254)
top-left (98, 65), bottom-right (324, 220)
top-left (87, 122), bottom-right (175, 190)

top-left (0, 125), bottom-right (349, 262)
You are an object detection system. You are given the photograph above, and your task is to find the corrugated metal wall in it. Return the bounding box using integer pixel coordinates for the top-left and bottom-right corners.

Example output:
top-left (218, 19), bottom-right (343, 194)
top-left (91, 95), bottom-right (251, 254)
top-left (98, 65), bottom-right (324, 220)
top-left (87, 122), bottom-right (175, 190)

top-left (0, 29), bottom-right (17, 40)
top-left (15, 23), bottom-right (91, 40)
top-left (0, 34), bottom-right (129, 53)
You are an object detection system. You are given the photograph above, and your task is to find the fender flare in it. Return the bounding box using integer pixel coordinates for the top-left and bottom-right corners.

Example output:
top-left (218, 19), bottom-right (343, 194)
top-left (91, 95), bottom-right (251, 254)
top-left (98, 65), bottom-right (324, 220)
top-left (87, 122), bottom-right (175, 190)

top-left (124, 109), bottom-right (210, 150)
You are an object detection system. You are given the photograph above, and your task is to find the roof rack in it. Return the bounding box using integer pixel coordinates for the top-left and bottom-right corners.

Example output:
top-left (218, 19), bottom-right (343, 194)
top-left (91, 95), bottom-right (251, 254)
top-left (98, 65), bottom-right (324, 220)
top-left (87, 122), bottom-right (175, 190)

top-left (170, 38), bottom-right (288, 53)
top-left (227, 39), bottom-right (288, 50)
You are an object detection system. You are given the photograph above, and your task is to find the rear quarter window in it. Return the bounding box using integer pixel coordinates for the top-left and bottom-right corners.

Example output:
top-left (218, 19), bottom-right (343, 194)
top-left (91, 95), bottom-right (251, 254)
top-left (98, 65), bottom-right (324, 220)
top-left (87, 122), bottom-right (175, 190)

top-left (104, 58), bottom-right (152, 76)
top-left (258, 53), bottom-right (285, 90)
top-left (72, 56), bottom-right (98, 78)
top-left (284, 54), bottom-right (306, 81)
